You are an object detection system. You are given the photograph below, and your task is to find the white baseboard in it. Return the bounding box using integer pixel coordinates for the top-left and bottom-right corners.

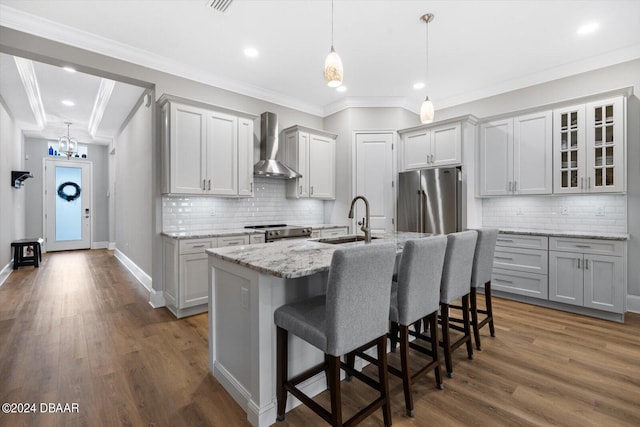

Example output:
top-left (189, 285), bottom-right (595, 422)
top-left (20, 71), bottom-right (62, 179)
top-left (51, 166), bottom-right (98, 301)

top-left (0, 261), bottom-right (12, 288)
top-left (108, 242), bottom-right (116, 250)
top-left (149, 289), bottom-right (166, 308)
top-left (114, 248), bottom-right (152, 292)
top-left (627, 295), bottom-right (640, 313)
top-left (91, 241), bottom-right (109, 249)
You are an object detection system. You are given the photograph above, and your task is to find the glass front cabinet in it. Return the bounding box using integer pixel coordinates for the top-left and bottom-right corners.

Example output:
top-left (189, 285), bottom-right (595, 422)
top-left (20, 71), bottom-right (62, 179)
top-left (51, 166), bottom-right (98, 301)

top-left (553, 96), bottom-right (625, 194)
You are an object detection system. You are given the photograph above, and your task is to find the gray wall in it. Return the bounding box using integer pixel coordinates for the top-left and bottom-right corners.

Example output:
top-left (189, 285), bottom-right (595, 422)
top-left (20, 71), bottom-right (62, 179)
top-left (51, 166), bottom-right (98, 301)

top-left (437, 59), bottom-right (640, 299)
top-left (0, 97), bottom-right (25, 271)
top-left (23, 138), bottom-right (109, 245)
top-left (323, 107), bottom-right (419, 227)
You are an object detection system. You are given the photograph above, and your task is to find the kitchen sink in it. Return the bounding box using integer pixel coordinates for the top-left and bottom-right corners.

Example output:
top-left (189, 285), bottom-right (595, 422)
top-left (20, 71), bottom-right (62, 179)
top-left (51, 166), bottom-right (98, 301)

top-left (317, 235), bottom-right (379, 244)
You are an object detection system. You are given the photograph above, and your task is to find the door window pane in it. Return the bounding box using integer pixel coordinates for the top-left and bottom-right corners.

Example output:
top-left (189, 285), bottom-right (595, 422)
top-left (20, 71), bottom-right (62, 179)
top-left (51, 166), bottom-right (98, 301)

top-left (55, 166), bottom-right (82, 241)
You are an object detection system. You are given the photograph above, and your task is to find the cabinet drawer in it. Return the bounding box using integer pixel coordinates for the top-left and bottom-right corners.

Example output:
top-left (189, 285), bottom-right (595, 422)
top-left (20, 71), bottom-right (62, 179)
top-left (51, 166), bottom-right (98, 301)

top-left (179, 238), bottom-right (216, 255)
top-left (250, 234), bottom-right (265, 244)
top-left (496, 234), bottom-right (548, 250)
top-left (493, 247), bottom-right (548, 274)
top-left (492, 268), bottom-right (548, 299)
top-left (320, 227), bottom-right (349, 238)
top-left (549, 237), bottom-right (623, 256)
top-left (218, 235), bottom-right (250, 247)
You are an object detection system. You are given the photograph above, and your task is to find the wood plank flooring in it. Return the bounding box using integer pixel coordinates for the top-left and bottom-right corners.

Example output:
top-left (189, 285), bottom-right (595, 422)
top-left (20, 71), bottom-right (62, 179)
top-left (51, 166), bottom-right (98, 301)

top-left (1, 249), bottom-right (639, 426)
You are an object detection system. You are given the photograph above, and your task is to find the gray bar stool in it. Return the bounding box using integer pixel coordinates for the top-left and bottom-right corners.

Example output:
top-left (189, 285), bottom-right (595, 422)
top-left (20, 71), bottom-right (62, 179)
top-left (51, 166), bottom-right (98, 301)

top-left (274, 243), bottom-right (397, 427)
top-left (439, 230), bottom-right (478, 378)
top-left (470, 228), bottom-right (499, 350)
top-left (347, 236), bottom-right (448, 418)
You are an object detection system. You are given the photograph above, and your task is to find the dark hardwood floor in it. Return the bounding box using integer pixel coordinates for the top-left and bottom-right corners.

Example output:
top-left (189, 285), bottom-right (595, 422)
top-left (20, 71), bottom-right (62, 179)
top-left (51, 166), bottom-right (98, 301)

top-left (0, 250), bottom-right (639, 426)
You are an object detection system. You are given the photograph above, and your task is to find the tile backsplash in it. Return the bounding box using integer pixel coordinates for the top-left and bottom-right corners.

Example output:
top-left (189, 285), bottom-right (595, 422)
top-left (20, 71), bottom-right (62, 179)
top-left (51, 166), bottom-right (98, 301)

top-left (482, 195), bottom-right (627, 233)
top-left (162, 177), bottom-right (324, 232)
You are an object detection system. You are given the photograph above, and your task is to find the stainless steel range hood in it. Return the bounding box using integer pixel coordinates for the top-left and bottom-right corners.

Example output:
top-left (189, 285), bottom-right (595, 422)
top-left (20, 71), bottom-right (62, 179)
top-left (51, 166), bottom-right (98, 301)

top-left (254, 112), bottom-right (302, 179)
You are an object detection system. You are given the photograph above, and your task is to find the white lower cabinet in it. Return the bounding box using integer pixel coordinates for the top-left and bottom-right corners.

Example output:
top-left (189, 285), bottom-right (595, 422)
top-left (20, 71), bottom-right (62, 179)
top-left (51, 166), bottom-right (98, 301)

top-left (548, 237), bottom-right (625, 313)
top-left (320, 227), bottom-right (348, 238)
top-left (163, 234), bottom-right (254, 318)
top-left (492, 234), bottom-right (548, 299)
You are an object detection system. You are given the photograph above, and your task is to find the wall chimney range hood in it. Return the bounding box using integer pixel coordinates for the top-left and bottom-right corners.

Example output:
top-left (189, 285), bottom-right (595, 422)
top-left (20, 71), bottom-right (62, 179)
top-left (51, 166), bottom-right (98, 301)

top-left (254, 112), bottom-right (301, 179)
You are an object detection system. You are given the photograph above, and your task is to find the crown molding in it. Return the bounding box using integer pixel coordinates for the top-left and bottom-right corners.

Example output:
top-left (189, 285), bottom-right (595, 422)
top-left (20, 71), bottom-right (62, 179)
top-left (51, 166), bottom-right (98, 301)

top-left (13, 56), bottom-right (46, 129)
top-left (88, 78), bottom-right (115, 138)
top-left (323, 96), bottom-right (419, 117)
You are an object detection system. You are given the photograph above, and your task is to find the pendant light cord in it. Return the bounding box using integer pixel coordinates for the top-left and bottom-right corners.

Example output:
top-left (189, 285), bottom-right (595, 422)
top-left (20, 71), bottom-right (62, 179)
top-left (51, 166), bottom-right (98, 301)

top-left (331, 0), bottom-right (335, 48)
top-left (425, 16), bottom-right (429, 94)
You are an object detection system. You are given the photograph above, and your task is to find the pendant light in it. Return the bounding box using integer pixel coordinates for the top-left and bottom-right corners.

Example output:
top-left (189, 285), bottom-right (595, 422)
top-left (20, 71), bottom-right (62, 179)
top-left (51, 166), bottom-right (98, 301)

top-left (420, 13), bottom-right (435, 124)
top-left (324, 0), bottom-right (343, 87)
top-left (59, 122), bottom-right (78, 159)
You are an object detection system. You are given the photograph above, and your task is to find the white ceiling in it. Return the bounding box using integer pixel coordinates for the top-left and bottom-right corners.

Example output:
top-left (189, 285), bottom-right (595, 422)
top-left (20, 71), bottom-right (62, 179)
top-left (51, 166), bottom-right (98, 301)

top-left (1, 0), bottom-right (639, 122)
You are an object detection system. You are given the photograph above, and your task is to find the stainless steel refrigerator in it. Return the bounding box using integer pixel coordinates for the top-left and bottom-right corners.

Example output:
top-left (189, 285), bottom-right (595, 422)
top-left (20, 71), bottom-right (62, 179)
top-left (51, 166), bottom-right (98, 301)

top-left (397, 167), bottom-right (462, 234)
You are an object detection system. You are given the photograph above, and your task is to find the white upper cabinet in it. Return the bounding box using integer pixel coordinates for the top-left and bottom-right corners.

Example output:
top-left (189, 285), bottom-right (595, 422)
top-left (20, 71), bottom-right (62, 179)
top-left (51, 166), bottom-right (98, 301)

top-left (283, 126), bottom-right (337, 200)
top-left (553, 96), bottom-right (625, 194)
top-left (479, 111), bottom-right (552, 196)
top-left (161, 96), bottom-right (255, 196)
top-left (399, 121), bottom-right (462, 171)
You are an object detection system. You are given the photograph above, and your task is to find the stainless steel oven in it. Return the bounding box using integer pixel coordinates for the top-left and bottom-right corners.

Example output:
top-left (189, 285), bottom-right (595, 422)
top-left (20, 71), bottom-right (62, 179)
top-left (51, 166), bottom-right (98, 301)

top-left (244, 224), bottom-right (312, 243)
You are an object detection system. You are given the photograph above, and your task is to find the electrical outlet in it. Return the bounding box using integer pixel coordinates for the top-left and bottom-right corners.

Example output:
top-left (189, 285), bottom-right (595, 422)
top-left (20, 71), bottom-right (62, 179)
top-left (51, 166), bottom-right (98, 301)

top-left (560, 206), bottom-right (569, 215)
top-left (210, 209), bottom-right (216, 216)
top-left (241, 287), bottom-right (249, 309)
top-left (516, 207), bottom-right (524, 215)
top-left (596, 206), bottom-right (605, 216)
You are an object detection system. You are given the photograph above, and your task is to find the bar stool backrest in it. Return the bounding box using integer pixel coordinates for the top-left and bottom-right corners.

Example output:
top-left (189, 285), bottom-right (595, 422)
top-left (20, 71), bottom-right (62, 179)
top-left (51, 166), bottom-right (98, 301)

top-left (325, 243), bottom-right (397, 357)
top-left (440, 231), bottom-right (478, 304)
top-left (471, 228), bottom-right (499, 288)
top-left (395, 236), bottom-right (447, 325)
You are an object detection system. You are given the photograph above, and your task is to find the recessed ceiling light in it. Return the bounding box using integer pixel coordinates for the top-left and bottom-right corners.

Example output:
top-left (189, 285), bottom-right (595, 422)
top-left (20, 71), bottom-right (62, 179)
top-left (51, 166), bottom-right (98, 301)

top-left (336, 86), bottom-right (347, 93)
top-left (61, 100), bottom-right (75, 106)
top-left (244, 47), bottom-right (258, 58)
top-left (577, 21), bottom-right (599, 35)
top-left (62, 66), bottom-right (76, 73)
top-left (413, 82), bottom-right (425, 90)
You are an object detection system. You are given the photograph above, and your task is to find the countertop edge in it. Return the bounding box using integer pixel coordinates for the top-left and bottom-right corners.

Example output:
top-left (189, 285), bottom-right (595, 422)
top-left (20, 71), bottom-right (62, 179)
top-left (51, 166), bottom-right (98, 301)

top-left (498, 228), bottom-right (629, 241)
top-left (207, 249), bottom-right (331, 279)
top-left (161, 229), bottom-right (265, 239)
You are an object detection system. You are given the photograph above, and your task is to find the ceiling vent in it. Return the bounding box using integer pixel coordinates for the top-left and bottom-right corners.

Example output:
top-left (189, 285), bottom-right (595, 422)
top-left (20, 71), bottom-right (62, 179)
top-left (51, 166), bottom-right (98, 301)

top-left (207, 0), bottom-right (233, 13)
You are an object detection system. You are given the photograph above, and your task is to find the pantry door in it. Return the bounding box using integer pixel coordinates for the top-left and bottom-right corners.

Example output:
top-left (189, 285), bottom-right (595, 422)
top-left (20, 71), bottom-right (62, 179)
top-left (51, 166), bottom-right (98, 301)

top-left (44, 159), bottom-right (92, 251)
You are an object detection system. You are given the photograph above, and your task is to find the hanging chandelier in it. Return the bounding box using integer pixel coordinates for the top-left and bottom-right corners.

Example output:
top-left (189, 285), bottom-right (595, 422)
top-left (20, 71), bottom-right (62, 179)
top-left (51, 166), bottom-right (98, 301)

top-left (324, 0), bottom-right (343, 87)
top-left (420, 13), bottom-right (435, 124)
top-left (59, 122), bottom-right (78, 159)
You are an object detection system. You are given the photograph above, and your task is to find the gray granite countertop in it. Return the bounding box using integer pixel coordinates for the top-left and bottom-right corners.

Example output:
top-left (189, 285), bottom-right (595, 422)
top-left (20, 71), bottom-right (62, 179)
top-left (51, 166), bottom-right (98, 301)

top-left (162, 229), bottom-right (265, 239)
top-left (499, 228), bottom-right (629, 241)
top-left (207, 231), bottom-right (431, 279)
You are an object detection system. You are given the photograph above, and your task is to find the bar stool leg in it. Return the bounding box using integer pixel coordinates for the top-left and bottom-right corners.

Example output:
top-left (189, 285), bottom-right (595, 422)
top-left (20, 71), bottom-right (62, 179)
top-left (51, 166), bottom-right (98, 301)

top-left (470, 288), bottom-right (482, 350)
top-left (376, 335), bottom-right (392, 427)
top-left (327, 355), bottom-right (342, 426)
top-left (399, 324), bottom-right (413, 417)
top-left (441, 303), bottom-right (453, 378)
top-left (389, 322), bottom-right (399, 352)
top-left (429, 313), bottom-right (443, 390)
top-left (485, 281), bottom-right (496, 337)
top-left (276, 326), bottom-right (288, 421)
top-left (13, 245), bottom-right (20, 270)
top-left (462, 295), bottom-right (474, 360)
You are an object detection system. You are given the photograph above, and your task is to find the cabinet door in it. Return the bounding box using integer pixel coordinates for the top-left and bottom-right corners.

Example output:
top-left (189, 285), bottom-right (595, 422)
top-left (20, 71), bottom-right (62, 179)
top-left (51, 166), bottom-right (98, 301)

top-left (402, 129), bottom-right (430, 170)
top-left (549, 251), bottom-right (583, 306)
top-left (553, 105), bottom-right (585, 194)
top-left (237, 117), bottom-right (254, 196)
top-left (308, 134), bottom-right (335, 199)
top-left (430, 123), bottom-right (462, 167)
top-left (583, 254), bottom-right (624, 313)
top-left (513, 111), bottom-right (552, 194)
top-left (479, 119), bottom-right (513, 196)
top-left (170, 103), bottom-right (207, 194)
top-left (206, 111), bottom-right (237, 195)
top-left (179, 253), bottom-right (209, 308)
top-left (585, 96), bottom-right (624, 193)
top-left (284, 131), bottom-right (309, 198)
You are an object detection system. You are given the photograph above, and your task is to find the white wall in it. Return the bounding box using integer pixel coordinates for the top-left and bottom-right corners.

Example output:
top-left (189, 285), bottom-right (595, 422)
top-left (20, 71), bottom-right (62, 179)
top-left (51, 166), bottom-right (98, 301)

top-left (0, 97), bottom-right (25, 274)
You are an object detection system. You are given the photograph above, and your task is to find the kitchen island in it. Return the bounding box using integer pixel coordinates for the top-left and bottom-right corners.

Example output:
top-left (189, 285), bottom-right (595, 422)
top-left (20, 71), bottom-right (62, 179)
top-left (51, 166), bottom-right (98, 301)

top-left (207, 232), bottom-right (429, 427)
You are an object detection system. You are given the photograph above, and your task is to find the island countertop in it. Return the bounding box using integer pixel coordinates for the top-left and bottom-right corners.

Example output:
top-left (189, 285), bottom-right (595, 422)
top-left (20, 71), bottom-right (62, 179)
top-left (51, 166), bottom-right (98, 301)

top-left (206, 231), bottom-right (431, 279)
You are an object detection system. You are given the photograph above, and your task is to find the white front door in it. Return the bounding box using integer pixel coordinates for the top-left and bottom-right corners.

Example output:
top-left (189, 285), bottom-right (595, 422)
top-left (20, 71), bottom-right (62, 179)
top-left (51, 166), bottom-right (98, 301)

top-left (44, 159), bottom-right (92, 251)
top-left (354, 132), bottom-right (395, 233)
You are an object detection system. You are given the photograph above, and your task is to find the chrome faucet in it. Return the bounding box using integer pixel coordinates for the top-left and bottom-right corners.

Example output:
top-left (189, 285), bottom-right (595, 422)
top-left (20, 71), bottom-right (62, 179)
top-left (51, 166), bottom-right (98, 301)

top-left (348, 196), bottom-right (371, 243)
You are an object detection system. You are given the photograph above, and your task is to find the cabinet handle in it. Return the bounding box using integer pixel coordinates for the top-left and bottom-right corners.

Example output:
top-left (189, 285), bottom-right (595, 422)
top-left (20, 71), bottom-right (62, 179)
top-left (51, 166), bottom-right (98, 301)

top-left (299, 185), bottom-right (302, 195)
top-left (497, 238), bottom-right (514, 243)
top-left (494, 256), bottom-right (514, 261)
top-left (208, 179), bottom-right (211, 191)
top-left (310, 186), bottom-right (314, 195)
top-left (191, 244), bottom-right (206, 248)
top-left (585, 259), bottom-right (589, 270)
top-left (577, 258), bottom-right (581, 269)
top-left (508, 181), bottom-right (512, 192)
top-left (494, 278), bottom-right (513, 284)
top-left (575, 244), bottom-right (591, 248)
top-left (203, 179), bottom-right (206, 190)
top-left (588, 177), bottom-right (591, 189)
top-left (430, 154), bottom-right (434, 163)
top-left (514, 181), bottom-right (517, 192)
top-left (227, 241), bottom-right (240, 246)
top-left (250, 182), bottom-right (253, 192)
top-left (580, 177), bottom-right (584, 189)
